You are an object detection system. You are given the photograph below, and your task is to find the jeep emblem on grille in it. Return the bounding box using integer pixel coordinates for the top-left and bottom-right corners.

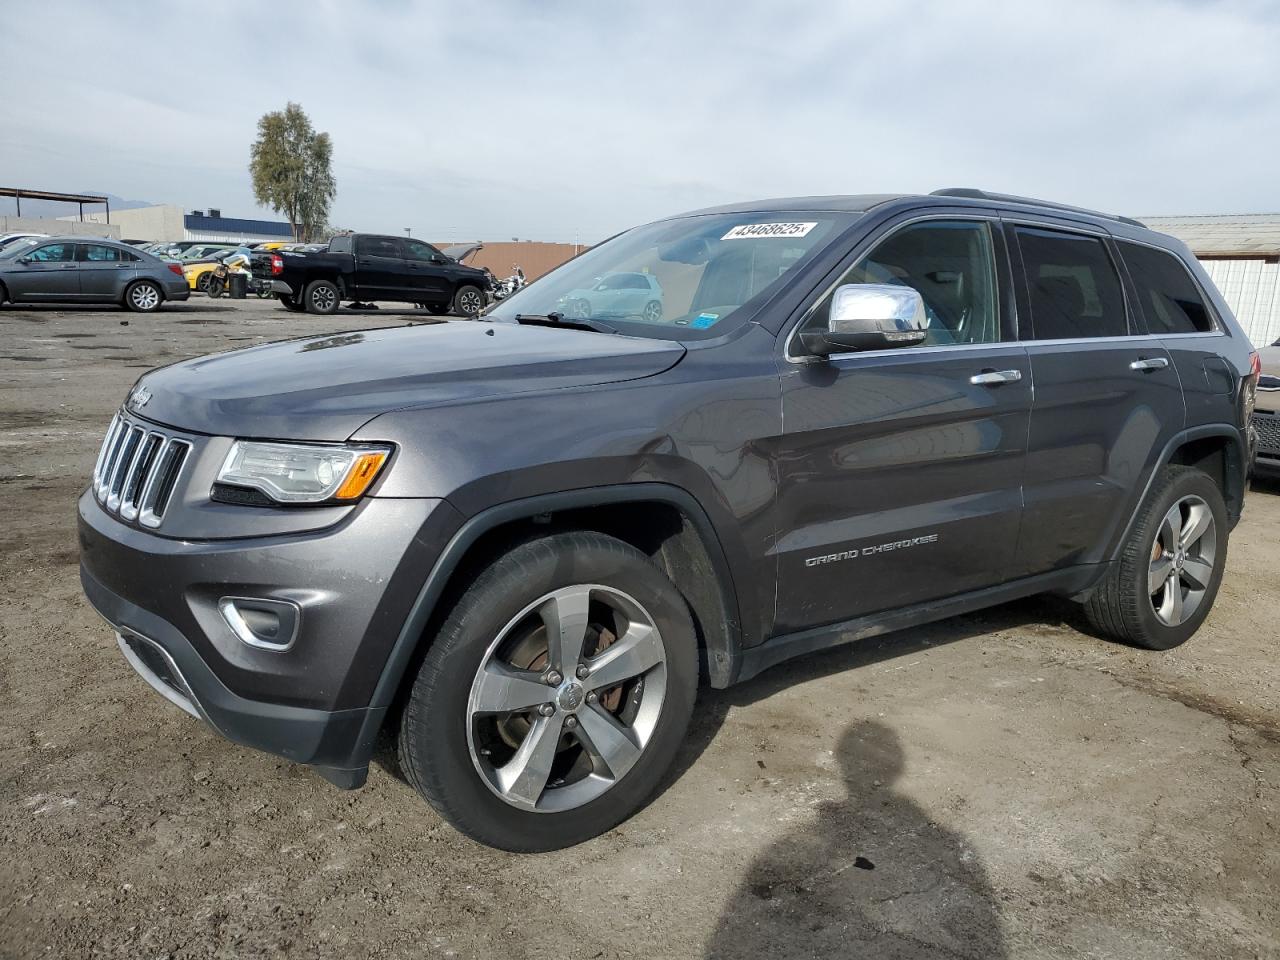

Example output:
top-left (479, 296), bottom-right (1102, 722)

top-left (129, 385), bottom-right (152, 409)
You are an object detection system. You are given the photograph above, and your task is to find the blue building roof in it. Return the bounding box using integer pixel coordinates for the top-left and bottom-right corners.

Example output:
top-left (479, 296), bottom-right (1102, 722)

top-left (183, 213), bottom-right (293, 237)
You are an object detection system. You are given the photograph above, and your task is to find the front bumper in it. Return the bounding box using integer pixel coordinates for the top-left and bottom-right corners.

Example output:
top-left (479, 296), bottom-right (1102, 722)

top-left (79, 491), bottom-right (460, 785)
top-left (1251, 409), bottom-right (1280, 477)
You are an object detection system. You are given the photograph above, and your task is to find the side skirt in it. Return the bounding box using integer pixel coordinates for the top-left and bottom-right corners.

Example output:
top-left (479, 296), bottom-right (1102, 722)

top-left (735, 563), bottom-right (1106, 684)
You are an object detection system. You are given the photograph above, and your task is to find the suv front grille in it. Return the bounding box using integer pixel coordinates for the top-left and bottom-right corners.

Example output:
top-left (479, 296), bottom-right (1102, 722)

top-left (1253, 411), bottom-right (1280, 455)
top-left (91, 413), bottom-right (192, 527)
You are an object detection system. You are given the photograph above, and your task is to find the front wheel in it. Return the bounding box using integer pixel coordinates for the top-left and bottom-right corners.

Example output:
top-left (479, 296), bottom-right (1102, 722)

top-left (1082, 465), bottom-right (1228, 650)
top-left (397, 531), bottom-right (697, 851)
top-left (452, 284), bottom-right (485, 317)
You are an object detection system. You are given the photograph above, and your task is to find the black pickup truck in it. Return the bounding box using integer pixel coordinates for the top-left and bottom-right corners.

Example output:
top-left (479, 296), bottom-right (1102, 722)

top-left (253, 234), bottom-right (492, 316)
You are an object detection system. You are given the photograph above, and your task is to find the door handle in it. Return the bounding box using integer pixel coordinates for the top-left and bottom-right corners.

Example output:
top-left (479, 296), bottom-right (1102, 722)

top-left (61, 264), bottom-right (78, 269)
top-left (969, 369), bottom-right (1023, 385)
top-left (1129, 357), bottom-right (1169, 372)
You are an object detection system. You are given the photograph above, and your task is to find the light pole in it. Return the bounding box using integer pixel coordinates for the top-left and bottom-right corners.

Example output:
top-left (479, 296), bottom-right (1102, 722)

top-left (404, 227), bottom-right (411, 238)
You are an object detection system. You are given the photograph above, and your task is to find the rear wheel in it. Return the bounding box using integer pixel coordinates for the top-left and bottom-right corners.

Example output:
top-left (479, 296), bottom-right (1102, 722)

top-left (304, 280), bottom-right (340, 315)
top-left (124, 280), bottom-right (162, 313)
top-left (207, 276), bottom-right (225, 299)
top-left (397, 531), bottom-right (697, 851)
top-left (1083, 465), bottom-right (1227, 650)
top-left (452, 284), bottom-right (484, 317)
top-left (642, 300), bottom-right (663, 322)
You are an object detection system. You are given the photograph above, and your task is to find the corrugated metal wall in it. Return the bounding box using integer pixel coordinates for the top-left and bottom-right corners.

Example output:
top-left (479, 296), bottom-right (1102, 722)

top-left (1201, 258), bottom-right (1280, 347)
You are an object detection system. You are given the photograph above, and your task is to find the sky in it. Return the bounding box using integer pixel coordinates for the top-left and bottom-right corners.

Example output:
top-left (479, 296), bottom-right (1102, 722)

top-left (3, 0), bottom-right (1278, 243)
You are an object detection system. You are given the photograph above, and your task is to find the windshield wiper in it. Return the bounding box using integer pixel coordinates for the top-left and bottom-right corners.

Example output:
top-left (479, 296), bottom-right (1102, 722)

top-left (514, 312), bottom-right (617, 334)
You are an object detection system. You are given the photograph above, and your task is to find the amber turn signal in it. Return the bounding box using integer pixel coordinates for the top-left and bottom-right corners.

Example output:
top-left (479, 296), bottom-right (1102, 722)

top-left (333, 451), bottom-right (389, 500)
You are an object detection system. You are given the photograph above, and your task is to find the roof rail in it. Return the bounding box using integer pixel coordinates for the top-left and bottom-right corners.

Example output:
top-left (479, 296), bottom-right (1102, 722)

top-left (930, 187), bottom-right (1144, 228)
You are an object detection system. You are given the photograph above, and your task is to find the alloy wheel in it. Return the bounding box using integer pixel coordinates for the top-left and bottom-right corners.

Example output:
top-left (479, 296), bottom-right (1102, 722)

top-left (466, 584), bottom-right (668, 812)
top-left (459, 289), bottom-right (483, 315)
top-left (642, 300), bottom-right (663, 322)
top-left (131, 284), bottom-right (160, 311)
top-left (1148, 494), bottom-right (1217, 627)
top-left (311, 286), bottom-right (337, 311)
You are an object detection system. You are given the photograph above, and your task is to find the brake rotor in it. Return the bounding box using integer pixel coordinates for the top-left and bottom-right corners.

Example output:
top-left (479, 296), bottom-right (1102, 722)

top-left (493, 619), bottom-right (624, 750)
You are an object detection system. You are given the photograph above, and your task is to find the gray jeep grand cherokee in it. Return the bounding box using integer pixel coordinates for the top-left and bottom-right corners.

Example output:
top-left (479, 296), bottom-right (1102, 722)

top-left (79, 189), bottom-right (1260, 851)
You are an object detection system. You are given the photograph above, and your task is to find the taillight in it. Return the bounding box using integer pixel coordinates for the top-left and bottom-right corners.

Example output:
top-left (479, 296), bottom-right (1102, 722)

top-left (1249, 350), bottom-right (1262, 382)
top-left (167, 263), bottom-right (184, 277)
top-left (270, 255), bottom-right (284, 276)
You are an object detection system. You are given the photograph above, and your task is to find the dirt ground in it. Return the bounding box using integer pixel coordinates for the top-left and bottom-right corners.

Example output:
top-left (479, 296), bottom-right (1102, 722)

top-left (1, 297), bottom-right (1277, 959)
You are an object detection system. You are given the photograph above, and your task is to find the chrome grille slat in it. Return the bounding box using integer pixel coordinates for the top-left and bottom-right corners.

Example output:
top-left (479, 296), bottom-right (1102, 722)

top-left (96, 419), bottom-right (130, 498)
top-left (106, 427), bottom-right (145, 511)
top-left (140, 439), bottom-right (191, 528)
top-left (91, 414), bottom-right (120, 488)
top-left (91, 412), bottom-right (194, 529)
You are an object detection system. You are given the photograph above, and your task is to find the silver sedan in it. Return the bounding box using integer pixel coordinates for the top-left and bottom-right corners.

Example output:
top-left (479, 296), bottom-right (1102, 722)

top-left (0, 236), bottom-right (191, 312)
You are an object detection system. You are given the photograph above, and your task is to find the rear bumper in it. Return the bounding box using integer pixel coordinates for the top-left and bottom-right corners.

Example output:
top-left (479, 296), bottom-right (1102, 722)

top-left (164, 278), bottom-right (191, 301)
top-left (270, 280), bottom-right (293, 296)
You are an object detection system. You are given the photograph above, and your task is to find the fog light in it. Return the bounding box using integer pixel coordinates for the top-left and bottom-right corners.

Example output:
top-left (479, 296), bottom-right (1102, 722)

top-left (218, 597), bottom-right (300, 651)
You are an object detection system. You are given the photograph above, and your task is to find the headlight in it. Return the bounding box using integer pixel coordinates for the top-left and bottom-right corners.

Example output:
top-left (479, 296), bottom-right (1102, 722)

top-left (216, 441), bottom-right (391, 504)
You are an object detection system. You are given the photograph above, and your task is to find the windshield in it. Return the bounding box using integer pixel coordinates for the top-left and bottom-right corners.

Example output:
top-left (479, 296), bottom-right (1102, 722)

top-left (0, 237), bottom-right (41, 259)
top-left (486, 212), bottom-right (852, 339)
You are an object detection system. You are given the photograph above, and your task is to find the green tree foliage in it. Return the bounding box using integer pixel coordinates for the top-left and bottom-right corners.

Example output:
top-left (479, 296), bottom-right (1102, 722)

top-left (249, 103), bottom-right (336, 242)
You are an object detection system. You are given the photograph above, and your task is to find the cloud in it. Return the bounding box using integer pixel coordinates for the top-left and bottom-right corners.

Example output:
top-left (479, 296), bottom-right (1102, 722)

top-left (2, 0), bottom-right (1277, 242)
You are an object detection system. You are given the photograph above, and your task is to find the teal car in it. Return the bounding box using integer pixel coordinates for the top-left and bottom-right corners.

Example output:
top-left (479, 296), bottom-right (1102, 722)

top-left (558, 271), bottom-right (664, 322)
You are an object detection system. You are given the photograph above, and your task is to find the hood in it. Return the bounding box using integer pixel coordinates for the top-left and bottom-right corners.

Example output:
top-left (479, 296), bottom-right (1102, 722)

top-left (441, 242), bottom-right (483, 263)
top-left (130, 321), bottom-right (685, 440)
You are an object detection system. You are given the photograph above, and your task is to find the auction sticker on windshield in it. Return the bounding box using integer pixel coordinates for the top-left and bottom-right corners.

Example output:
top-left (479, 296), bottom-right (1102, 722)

top-left (722, 222), bottom-right (817, 240)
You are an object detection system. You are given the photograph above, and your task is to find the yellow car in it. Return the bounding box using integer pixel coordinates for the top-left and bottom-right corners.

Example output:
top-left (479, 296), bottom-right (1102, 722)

top-left (182, 248), bottom-right (251, 292)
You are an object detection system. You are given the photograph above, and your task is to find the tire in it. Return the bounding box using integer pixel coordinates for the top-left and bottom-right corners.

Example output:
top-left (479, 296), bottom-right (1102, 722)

top-left (207, 277), bottom-right (224, 299)
top-left (397, 531), bottom-right (698, 851)
top-left (642, 300), bottom-right (663, 322)
top-left (124, 280), bottom-right (163, 313)
top-left (279, 294), bottom-right (304, 313)
top-left (304, 280), bottom-right (340, 315)
top-left (1082, 465), bottom-right (1227, 650)
top-left (196, 273), bottom-right (211, 293)
top-left (452, 284), bottom-right (484, 317)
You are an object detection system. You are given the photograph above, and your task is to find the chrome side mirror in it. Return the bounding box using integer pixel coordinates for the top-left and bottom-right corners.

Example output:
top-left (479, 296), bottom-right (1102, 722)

top-left (800, 283), bottom-right (928, 356)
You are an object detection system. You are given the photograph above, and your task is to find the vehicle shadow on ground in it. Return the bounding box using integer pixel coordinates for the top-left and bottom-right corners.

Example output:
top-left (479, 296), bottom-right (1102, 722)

top-left (703, 720), bottom-right (1010, 958)
top-left (668, 592), bottom-right (1084, 792)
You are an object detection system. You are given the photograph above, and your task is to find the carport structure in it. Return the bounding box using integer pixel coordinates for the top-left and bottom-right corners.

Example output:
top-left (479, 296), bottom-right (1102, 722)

top-left (0, 186), bottom-right (110, 223)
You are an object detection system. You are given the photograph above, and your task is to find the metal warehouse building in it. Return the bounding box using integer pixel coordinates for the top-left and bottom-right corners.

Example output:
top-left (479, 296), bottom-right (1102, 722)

top-left (1142, 214), bottom-right (1280, 348)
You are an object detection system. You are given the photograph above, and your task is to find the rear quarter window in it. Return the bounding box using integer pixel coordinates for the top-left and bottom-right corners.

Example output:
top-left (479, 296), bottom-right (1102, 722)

top-left (1118, 241), bottom-right (1216, 334)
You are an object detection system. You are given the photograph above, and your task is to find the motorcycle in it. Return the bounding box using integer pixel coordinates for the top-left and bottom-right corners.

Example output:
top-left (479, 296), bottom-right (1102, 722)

top-left (490, 266), bottom-right (527, 301)
top-left (205, 253), bottom-right (252, 298)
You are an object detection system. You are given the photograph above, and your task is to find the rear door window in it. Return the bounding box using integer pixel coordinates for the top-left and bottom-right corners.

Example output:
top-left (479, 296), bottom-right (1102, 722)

top-left (1118, 241), bottom-right (1215, 334)
top-left (360, 237), bottom-right (403, 258)
top-left (78, 244), bottom-right (122, 262)
top-left (1015, 228), bottom-right (1128, 339)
